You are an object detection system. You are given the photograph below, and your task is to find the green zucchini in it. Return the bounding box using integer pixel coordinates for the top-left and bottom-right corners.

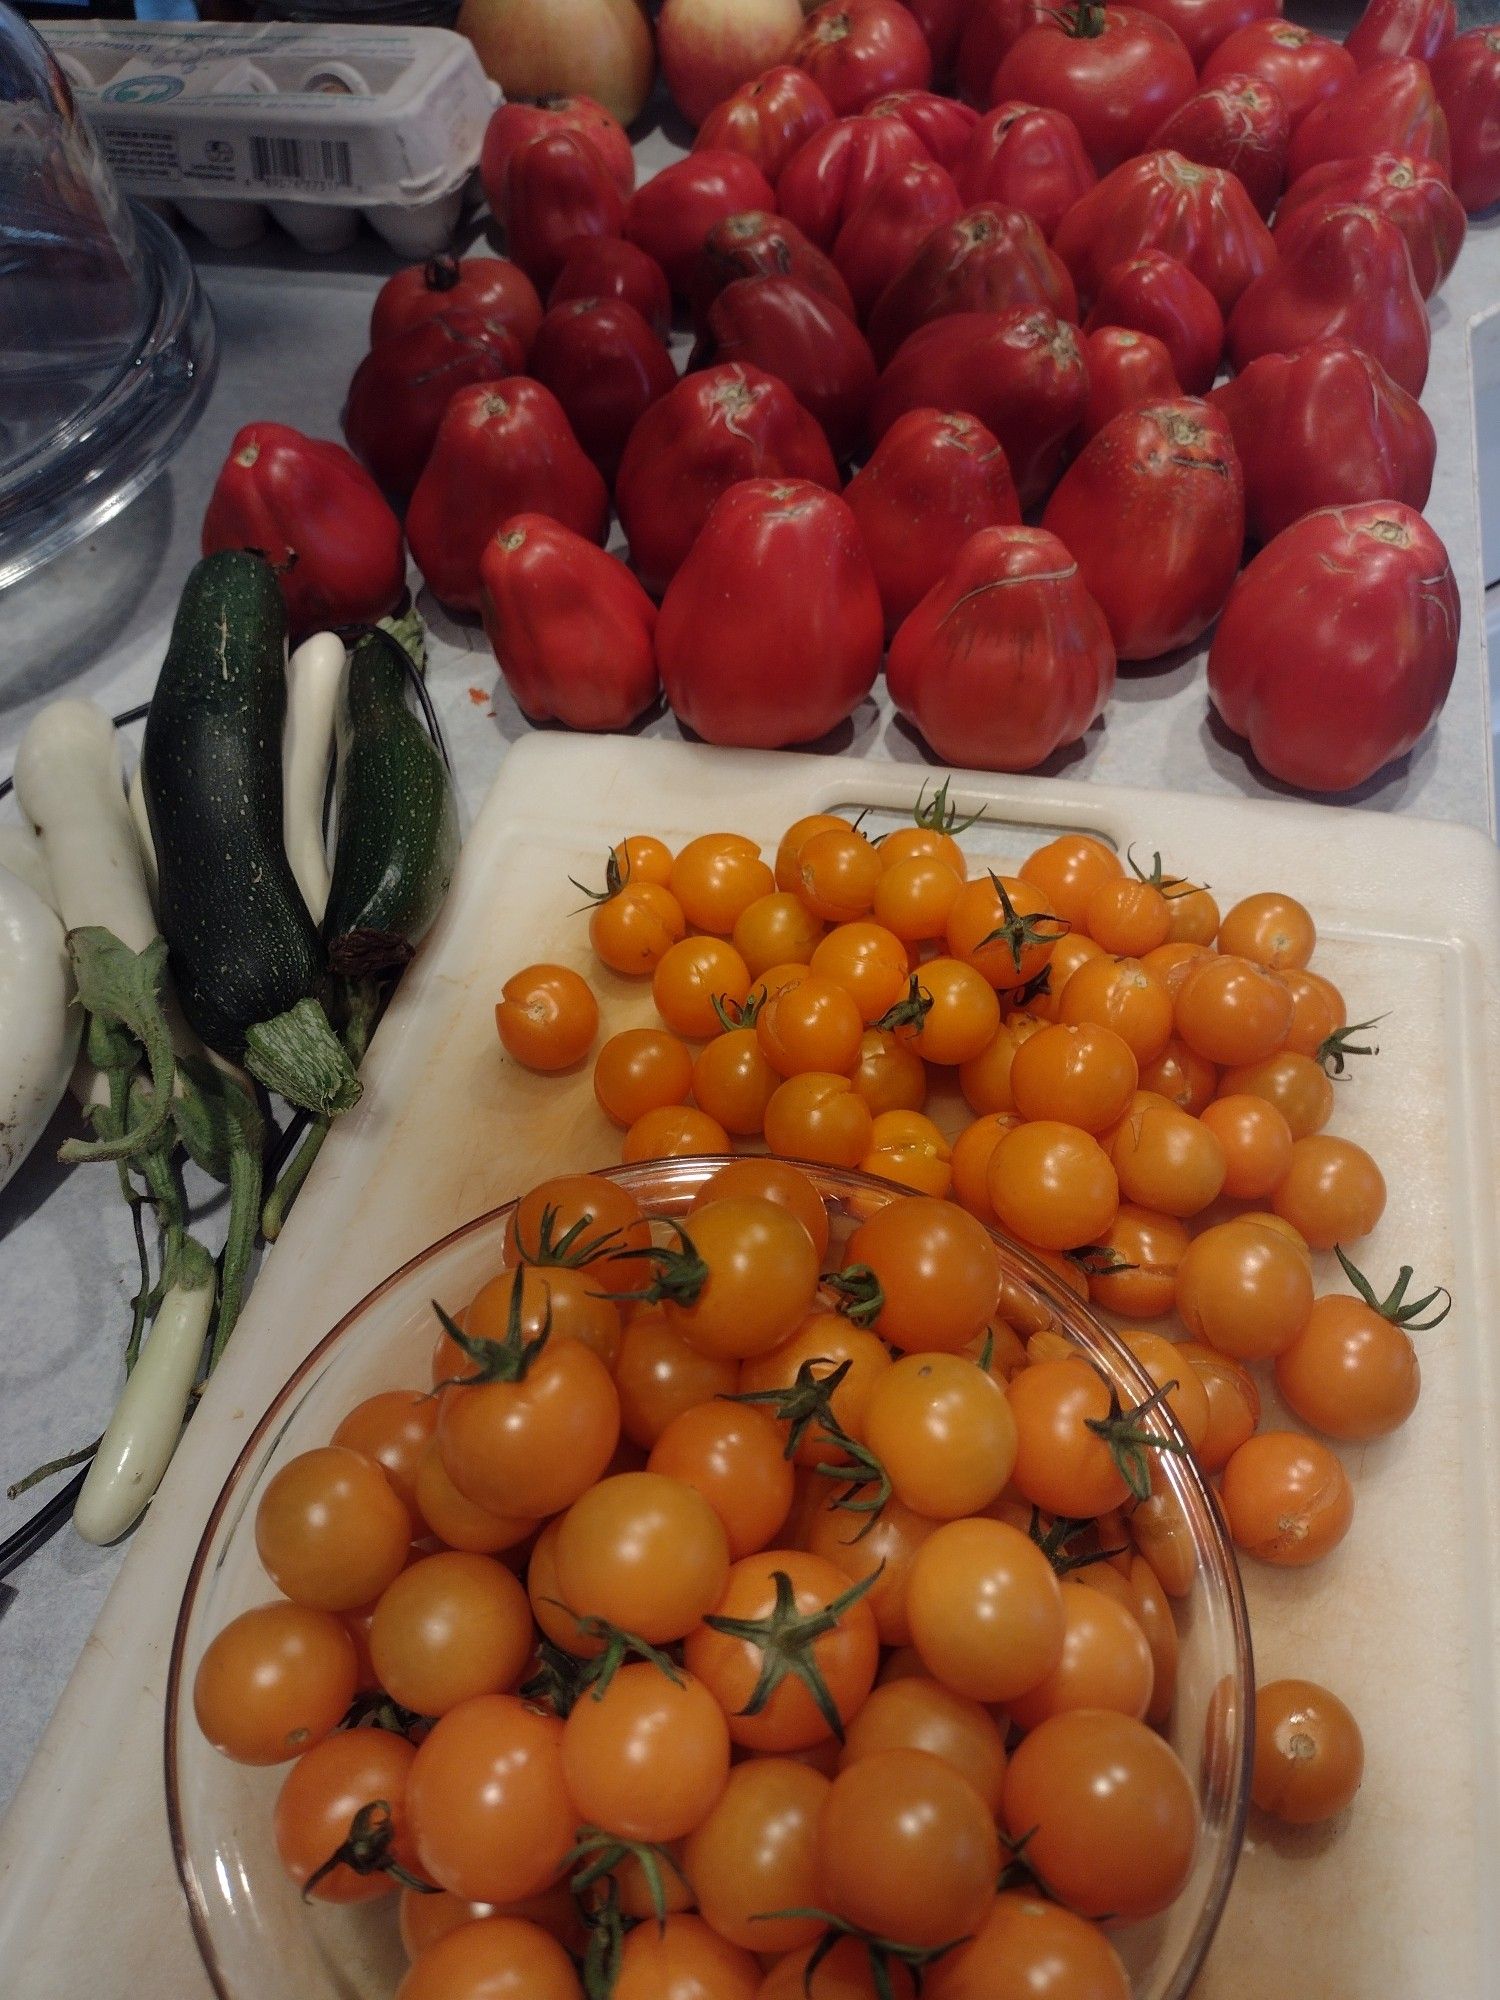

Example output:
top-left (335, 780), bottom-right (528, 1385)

top-left (143, 554), bottom-right (358, 1116)
top-left (322, 627), bottom-right (459, 978)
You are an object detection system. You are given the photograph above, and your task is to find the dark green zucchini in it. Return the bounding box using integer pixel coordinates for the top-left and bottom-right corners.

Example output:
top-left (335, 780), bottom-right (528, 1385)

top-left (323, 627), bottom-right (459, 978)
top-left (143, 551), bottom-right (323, 1059)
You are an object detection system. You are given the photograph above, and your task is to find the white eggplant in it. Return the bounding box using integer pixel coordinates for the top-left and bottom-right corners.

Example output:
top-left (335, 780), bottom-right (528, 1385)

top-left (0, 821), bottom-right (57, 911)
top-left (0, 862), bottom-right (82, 1194)
top-left (282, 632), bottom-right (346, 923)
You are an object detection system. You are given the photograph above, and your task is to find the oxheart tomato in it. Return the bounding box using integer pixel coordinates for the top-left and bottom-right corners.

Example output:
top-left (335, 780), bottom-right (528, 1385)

top-left (480, 93), bottom-right (636, 202)
top-left (1201, 20), bottom-right (1356, 129)
top-left (956, 0), bottom-right (1050, 106)
top-left (695, 275), bottom-right (878, 461)
top-left (1207, 501), bottom-right (1459, 792)
top-left (1346, 0), bottom-right (1456, 72)
top-left (1208, 339), bottom-right (1435, 543)
top-left (696, 65), bottom-right (837, 179)
top-left (549, 238), bottom-right (673, 338)
top-left (832, 157), bottom-right (963, 318)
top-left (1149, 75), bottom-right (1290, 220)
top-left (992, 5), bottom-right (1197, 174)
top-left (867, 205), bottom-right (1078, 366)
top-left (1053, 149), bottom-right (1276, 314)
top-left (1272, 153), bottom-right (1464, 296)
top-left (898, 0), bottom-right (972, 76)
top-left (957, 102), bottom-right (1097, 239)
top-left (1041, 399), bottom-right (1244, 659)
top-left (778, 113), bottom-right (934, 247)
top-left (624, 151), bottom-right (779, 295)
top-left (888, 524), bottom-right (1115, 768)
top-left (1226, 205), bottom-right (1431, 395)
top-left (868, 89), bottom-right (981, 171)
top-left (691, 210), bottom-right (858, 332)
top-left (656, 479), bottom-right (884, 747)
top-left (845, 408), bottom-right (1022, 631)
top-left (617, 363), bottom-right (840, 596)
top-left (370, 254), bottom-right (542, 356)
top-left (406, 379), bottom-right (609, 610)
top-left (1430, 30), bottom-right (1500, 213)
top-left (1083, 250), bottom-right (1224, 394)
top-left (871, 307), bottom-right (1089, 507)
top-left (527, 299), bottom-right (677, 482)
top-left (789, 0), bottom-right (935, 116)
top-left (1079, 326), bottom-right (1180, 437)
top-left (341, 311), bottom-right (526, 497)
top-left (1285, 57), bottom-right (1451, 181)
top-left (202, 423), bottom-right (405, 638)
top-left (1127, 0), bottom-right (1280, 69)
top-left (500, 130), bottom-right (626, 290)
top-left (480, 517), bottom-right (659, 731)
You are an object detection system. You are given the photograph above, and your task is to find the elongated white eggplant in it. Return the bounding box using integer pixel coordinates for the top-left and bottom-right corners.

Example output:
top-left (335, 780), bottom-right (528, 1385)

top-left (0, 862), bottom-right (82, 1194)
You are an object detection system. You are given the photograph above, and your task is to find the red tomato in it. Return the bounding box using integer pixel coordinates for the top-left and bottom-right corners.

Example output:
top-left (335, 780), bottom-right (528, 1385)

top-left (480, 93), bottom-right (636, 200)
top-left (871, 306), bottom-right (1088, 508)
top-left (341, 311), bottom-right (525, 498)
top-left (526, 300), bottom-right (675, 483)
top-left (778, 113), bottom-right (934, 248)
top-left (1053, 148), bottom-right (1276, 315)
top-left (1227, 206), bottom-right (1431, 397)
top-left (500, 131), bottom-right (626, 290)
top-left (956, 0), bottom-right (1050, 104)
top-left (888, 524), bottom-right (1115, 769)
top-left (1083, 249), bottom-right (1224, 394)
top-left (1431, 28), bottom-right (1500, 212)
top-left (405, 379), bottom-right (607, 611)
top-left (657, 479), bottom-right (884, 748)
top-left (1285, 56), bottom-right (1452, 182)
top-left (956, 101), bottom-right (1097, 238)
top-left (616, 363), bottom-right (841, 597)
top-left (549, 237), bottom-right (673, 339)
top-left (629, 155), bottom-right (781, 298)
top-left (692, 209), bottom-right (860, 333)
top-left (1201, 20), bottom-right (1356, 130)
top-left (1208, 500), bottom-right (1459, 792)
top-left (1041, 399), bottom-right (1244, 662)
top-left (1273, 152), bottom-right (1466, 298)
top-left (201, 422), bottom-right (404, 638)
top-left (479, 515), bottom-right (659, 731)
top-left (1128, 0), bottom-right (1280, 68)
top-left (1149, 74), bottom-right (1290, 220)
top-left (844, 408), bottom-right (1021, 634)
top-left (899, 0), bottom-right (975, 77)
top-left (992, 6), bottom-right (1197, 174)
top-left (695, 65), bottom-right (838, 180)
top-left (789, 0), bottom-right (935, 116)
top-left (1347, 0), bottom-right (1456, 71)
top-left (1079, 326), bottom-right (1180, 439)
top-left (832, 159), bottom-right (964, 320)
top-left (370, 253), bottom-right (543, 355)
top-left (865, 204), bottom-right (1078, 366)
top-left (1208, 340), bottom-right (1436, 544)
top-left (698, 276), bottom-right (878, 462)
top-left (868, 88), bottom-right (981, 170)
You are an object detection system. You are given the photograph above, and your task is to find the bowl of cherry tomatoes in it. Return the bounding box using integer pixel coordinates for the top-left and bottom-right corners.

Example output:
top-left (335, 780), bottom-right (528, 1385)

top-left (167, 1156), bottom-right (1252, 2000)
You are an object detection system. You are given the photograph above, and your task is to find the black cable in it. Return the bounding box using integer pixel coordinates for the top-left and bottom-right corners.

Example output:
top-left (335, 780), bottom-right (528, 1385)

top-left (0, 1469), bottom-right (90, 1584)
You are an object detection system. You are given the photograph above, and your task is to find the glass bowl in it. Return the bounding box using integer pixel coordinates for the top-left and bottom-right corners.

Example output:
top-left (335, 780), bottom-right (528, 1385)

top-left (166, 1158), bottom-right (1252, 2000)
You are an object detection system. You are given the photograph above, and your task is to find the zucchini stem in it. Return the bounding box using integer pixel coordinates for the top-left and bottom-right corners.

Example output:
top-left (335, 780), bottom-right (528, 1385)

top-left (260, 980), bottom-right (378, 1241)
top-left (244, 996), bottom-right (362, 1117)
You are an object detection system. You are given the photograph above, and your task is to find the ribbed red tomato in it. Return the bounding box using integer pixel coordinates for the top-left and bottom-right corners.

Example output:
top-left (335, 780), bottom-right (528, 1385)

top-left (1127, 0), bottom-right (1280, 69)
top-left (1201, 20), bottom-right (1356, 128)
top-left (832, 157), bottom-right (963, 318)
top-left (1208, 501), bottom-right (1460, 793)
top-left (1083, 250), bottom-right (1224, 393)
top-left (527, 299), bottom-right (677, 482)
top-left (867, 206), bottom-right (1078, 365)
top-left (991, 4), bottom-right (1197, 173)
top-left (692, 209), bottom-right (859, 332)
top-left (888, 524), bottom-right (1116, 769)
top-left (1285, 56), bottom-right (1451, 182)
top-left (956, 0), bottom-right (1050, 106)
top-left (341, 311), bottom-right (526, 497)
top-left (956, 102), bottom-right (1097, 238)
top-left (696, 276), bottom-right (878, 462)
top-left (624, 150), bottom-right (778, 295)
top-left (548, 238), bottom-right (672, 338)
top-left (695, 65), bottom-right (838, 179)
top-left (1149, 74), bottom-right (1291, 220)
top-left (500, 130), bottom-right (626, 289)
top-left (844, 407), bottom-right (1022, 632)
top-left (1079, 326), bottom-right (1180, 439)
top-left (1041, 398), bottom-right (1244, 661)
top-left (1346, 0), bottom-right (1456, 72)
top-left (480, 92), bottom-right (636, 201)
top-left (1431, 28), bottom-right (1500, 212)
top-left (789, 0), bottom-right (935, 115)
top-left (370, 253), bottom-right (543, 355)
top-left (1272, 153), bottom-right (1464, 296)
top-left (1209, 340), bottom-right (1436, 544)
top-left (869, 87), bottom-right (980, 169)
top-left (778, 112), bottom-right (935, 247)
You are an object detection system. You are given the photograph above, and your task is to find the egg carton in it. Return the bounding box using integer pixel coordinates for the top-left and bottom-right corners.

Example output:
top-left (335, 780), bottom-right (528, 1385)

top-left (41, 19), bottom-right (499, 257)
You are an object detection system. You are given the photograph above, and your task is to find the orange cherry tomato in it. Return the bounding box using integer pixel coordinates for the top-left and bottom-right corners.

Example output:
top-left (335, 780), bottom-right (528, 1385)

top-left (683, 1758), bottom-right (830, 1954)
top-left (838, 1676), bottom-right (1007, 1813)
top-left (648, 1401), bottom-right (795, 1557)
top-left (407, 1696), bottom-right (574, 1905)
top-left (594, 1027), bottom-right (694, 1128)
top-left (1108, 1093), bottom-right (1226, 1216)
top-left (274, 1727), bottom-right (419, 1903)
top-left (1220, 1431), bottom-right (1354, 1565)
top-left (860, 1108), bottom-right (953, 1195)
top-left (414, 1442), bottom-right (536, 1555)
top-left (905, 1516), bottom-right (1065, 1703)
top-left (1174, 1218), bottom-right (1314, 1360)
top-left (1083, 876), bottom-right (1171, 956)
top-left (760, 1938), bottom-right (917, 1999)
top-left (845, 1195), bottom-right (1003, 1354)
top-left (651, 935), bottom-right (752, 1039)
top-left (803, 1488), bottom-right (939, 1648)
top-left (850, 1025), bottom-right (928, 1115)
top-left (1121, 1330), bottom-right (1210, 1450)
top-left (370, 1552), bottom-right (533, 1717)
top-left (733, 890), bottom-right (825, 975)
top-left (1010, 1020), bottom-right (1140, 1132)
top-left (1174, 953), bottom-right (1295, 1066)
top-left (1271, 1134), bottom-right (1386, 1249)
top-left (1020, 833), bottom-right (1122, 927)
top-left (1163, 878), bottom-right (1221, 945)
top-left (495, 963), bottom-right (598, 1071)
top-left (440, 1265), bottom-right (621, 1380)
top-left (1137, 1033), bottom-right (1219, 1113)
top-left (738, 1309), bottom-right (892, 1465)
top-left (332, 1389), bottom-right (438, 1514)
top-left (614, 1309), bottom-right (740, 1451)
top-left (1008, 1578), bottom-right (1154, 1729)
top-left (1217, 1048), bottom-right (1334, 1137)
top-left (776, 812), bottom-right (848, 892)
top-left (590, 882), bottom-right (687, 974)
top-left (756, 971), bottom-right (865, 1078)
top-left (666, 1195), bottom-right (821, 1360)
top-left (948, 1111), bottom-right (1020, 1222)
top-left (1177, 1341), bottom-right (1261, 1474)
top-left (1084, 1203), bottom-right (1189, 1319)
top-left (670, 833), bottom-right (774, 933)
top-left (554, 1470), bottom-right (731, 1643)
top-left (987, 1120), bottom-right (1119, 1251)
top-left (693, 1156), bottom-right (832, 1260)
top-left (1128, 1553), bottom-right (1179, 1728)
top-left (1275, 967), bottom-right (1341, 1057)
top-left (879, 820), bottom-right (969, 876)
top-left (764, 1070), bottom-right (874, 1167)
top-left (958, 1016), bottom-right (1034, 1115)
top-left (1006, 1357), bottom-right (1132, 1517)
top-left (691, 1025), bottom-right (779, 1135)
top-left (1058, 954), bottom-right (1173, 1063)
top-left (1198, 1092), bottom-right (1293, 1198)
top-left (810, 921), bottom-right (913, 1025)
top-left (1217, 891), bottom-right (1316, 969)
top-left (255, 1446), bottom-right (412, 1613)
top-left (505, 1175), bottom-right (654, 1290)
top-left (395, 1917), bottom-right (582, 2000)
top-left (1252, 1678), bottom-right (1364, 1825)
top-left (193, 1602), bottom-right (358, 1765)
top-left (871, 853), bottom-right (963, 942)
top-left (1140, 941), bottom-right (1215, 1000)
top-left (612, 1913), bottom-right (761, 2000)
top-left (1274, 1290), bottom-right (1421, 1439)
top-left (946, 873), bottom-right (1067, 992)
top-left (621, 1104), bottom-right (732, 1161)
top-left (926, 1893), bottom-right (1130, 2000)
top-left (610, 833), bottom-right (674, 887)
top-left (863, 1352), bottom-right (1018, 1518)
top-left (907, 957), bottom-right (1002, 1065)
top-left (797, 825), bottom-right (883, 922)
top-left (526, 1518), bottom-right (604, 1659)
top-left (561, 1662), bottom-right (731, 1843)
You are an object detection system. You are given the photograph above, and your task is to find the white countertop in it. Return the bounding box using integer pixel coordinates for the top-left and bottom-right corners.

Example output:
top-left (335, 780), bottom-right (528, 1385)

top-left (2, 100), bottom-right (1498, 1815)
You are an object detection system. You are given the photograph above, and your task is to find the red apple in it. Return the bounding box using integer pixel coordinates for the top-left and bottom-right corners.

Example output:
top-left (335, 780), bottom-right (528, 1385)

top-left (659, 0), bottom-right (807, 128)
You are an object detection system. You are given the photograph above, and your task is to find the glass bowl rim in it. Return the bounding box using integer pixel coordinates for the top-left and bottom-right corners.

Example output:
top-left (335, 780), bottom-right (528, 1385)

top-left (164, 1154), bottom-right (1254, 2000)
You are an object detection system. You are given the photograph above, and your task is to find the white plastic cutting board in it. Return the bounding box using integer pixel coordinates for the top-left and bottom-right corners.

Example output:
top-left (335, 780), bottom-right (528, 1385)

top-left (1, 735), bottom-right (1498, 1999)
